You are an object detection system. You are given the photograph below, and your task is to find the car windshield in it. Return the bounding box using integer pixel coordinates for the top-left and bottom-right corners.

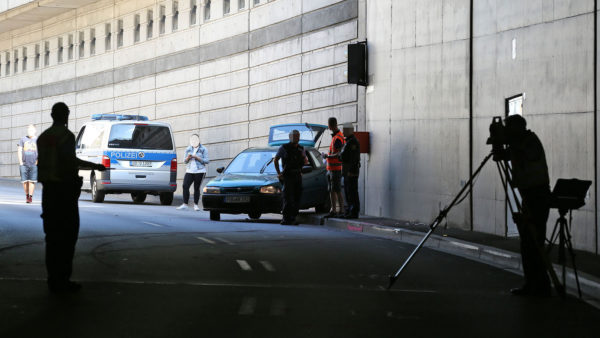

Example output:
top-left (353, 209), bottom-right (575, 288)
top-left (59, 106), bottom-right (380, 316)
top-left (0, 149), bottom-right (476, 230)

top-left (225, 151), bottom-right (277, 174)
top-left (108, 124), bottom-right (173, 150)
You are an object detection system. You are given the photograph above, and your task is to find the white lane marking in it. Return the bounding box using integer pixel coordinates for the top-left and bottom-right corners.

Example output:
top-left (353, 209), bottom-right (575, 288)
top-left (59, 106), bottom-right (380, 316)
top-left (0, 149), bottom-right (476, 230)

top-left (238, 297), bottom-right (257, 315)
top-left (0, 201), bottom-right (41, 206)
top-left (236, 259), bottom-right (252, 271)
top-left (215, 237), bottom-right (235, 245)
top-left (196, 236), bottom-right (216, 244)
top-left (449, 241), bottom-right (479, 251)
top-left (259, 260), bottom-right (276, 272)
top-left (269, 299), bottom-right (285, 316)
top-left (484, 249), bottom-right (513, 258)
top-left (143, 221), bottom-right (163, 228)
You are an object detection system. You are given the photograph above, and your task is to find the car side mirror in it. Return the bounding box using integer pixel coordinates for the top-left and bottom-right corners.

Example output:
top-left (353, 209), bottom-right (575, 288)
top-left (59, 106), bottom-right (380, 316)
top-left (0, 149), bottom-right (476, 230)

top-left (301, 166), bottom-right (313, 174)
top-left (216, 167), bottom-right (225, 174)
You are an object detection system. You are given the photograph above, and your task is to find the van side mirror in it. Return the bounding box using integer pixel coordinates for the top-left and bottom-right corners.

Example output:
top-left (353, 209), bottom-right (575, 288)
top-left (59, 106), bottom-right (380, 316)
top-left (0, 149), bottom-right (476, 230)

top-left (216, 167), bottom-right (225, 174)
top-left (301, 166), bottom-right (313, 174)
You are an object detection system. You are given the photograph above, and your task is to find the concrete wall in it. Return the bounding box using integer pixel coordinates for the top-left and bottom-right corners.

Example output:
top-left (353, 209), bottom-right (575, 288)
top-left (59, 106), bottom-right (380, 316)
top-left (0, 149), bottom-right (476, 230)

top-left (365, 0), bottom-right (598, 253)
top-left (0, 0), bottom-right (361, 193)
top-left (365, 0), bottom-right (471, 225)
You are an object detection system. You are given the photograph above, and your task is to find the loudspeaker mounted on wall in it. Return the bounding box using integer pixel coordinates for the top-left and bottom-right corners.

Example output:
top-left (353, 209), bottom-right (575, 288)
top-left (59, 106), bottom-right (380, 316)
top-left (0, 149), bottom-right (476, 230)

top-left (347, 41), bottom-right (368, 86)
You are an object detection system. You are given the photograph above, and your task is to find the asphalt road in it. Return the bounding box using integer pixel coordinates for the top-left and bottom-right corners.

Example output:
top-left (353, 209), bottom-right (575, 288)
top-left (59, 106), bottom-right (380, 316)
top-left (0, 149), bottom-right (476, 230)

top-left (0, 183), bottom-right (599, 338)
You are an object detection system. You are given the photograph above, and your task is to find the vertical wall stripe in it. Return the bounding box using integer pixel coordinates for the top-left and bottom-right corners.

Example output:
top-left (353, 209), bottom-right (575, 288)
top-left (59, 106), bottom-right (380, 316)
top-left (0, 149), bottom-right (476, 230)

top-left (468, 0), bottom-right (474, 232)
top-left (594, 0), bottom-right (598, 255)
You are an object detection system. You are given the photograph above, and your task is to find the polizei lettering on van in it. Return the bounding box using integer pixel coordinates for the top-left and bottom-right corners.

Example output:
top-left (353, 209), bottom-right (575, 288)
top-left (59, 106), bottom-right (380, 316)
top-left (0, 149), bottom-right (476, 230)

top-left (110, 151), bottom-right (139, 159)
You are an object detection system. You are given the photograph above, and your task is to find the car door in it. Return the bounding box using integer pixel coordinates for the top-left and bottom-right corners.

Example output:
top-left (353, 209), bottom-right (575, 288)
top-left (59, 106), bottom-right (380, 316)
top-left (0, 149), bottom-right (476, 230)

top-left (76, 124), bottom-right (105, 190)
top-left (301, 149), bottom-right (328, 208)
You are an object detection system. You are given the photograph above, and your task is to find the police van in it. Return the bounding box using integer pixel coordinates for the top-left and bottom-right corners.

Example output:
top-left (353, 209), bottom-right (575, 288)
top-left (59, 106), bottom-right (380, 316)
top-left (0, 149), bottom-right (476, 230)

top-left (75, 114), bottom-right (177, 205)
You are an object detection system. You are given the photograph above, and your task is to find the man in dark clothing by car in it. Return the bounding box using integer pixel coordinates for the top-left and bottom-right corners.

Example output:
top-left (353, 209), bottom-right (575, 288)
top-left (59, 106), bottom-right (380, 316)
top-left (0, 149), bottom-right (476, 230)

top-left (499, 114), bottom-right (552, 297)
top-left (339, 125), bottom-right (361, 219)
top-left (274, 130), bottom-right (308, 225)
top-left (37, 102), bottom-right (106, 293)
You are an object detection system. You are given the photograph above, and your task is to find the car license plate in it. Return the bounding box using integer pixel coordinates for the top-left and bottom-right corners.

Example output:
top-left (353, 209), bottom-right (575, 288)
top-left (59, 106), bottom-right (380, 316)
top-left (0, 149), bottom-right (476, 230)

top-left (224, 196), bottom-right (250, 203)
top-left (130, 160), bottom-right (153, 167)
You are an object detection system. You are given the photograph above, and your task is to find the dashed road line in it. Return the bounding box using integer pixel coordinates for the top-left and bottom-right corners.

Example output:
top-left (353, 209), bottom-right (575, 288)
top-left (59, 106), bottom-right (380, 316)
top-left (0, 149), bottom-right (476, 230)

top-left (236, 259), bottom-right (252, 271)
top-left (259, 260), bottom-right (276, 272)
top-left (215, 237), bottom-right (235, 245)
top-left (196, 236), bottom-right (216, 244)
top-left (238, 297), bottom-right (257, 315)
top-left (143, 221), bottom-right (164, 228)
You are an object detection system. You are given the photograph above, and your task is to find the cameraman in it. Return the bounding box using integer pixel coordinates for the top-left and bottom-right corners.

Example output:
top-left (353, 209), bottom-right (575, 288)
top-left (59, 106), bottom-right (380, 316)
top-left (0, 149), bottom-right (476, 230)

top-left (498, 115), bottom-right (551, 297)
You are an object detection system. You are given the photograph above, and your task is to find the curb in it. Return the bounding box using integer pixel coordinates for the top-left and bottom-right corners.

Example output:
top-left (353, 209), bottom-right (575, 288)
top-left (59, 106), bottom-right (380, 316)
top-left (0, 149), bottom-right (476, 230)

top-left (298, 213), bottom-right (600, 307)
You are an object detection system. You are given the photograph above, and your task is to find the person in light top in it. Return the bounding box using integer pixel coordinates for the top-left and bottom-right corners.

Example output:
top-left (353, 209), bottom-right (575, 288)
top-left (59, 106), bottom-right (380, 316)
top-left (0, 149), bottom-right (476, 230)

top-left (177, 134), bottom-right (209, 211)
top-left (17, 124), bottom-right (39, 203)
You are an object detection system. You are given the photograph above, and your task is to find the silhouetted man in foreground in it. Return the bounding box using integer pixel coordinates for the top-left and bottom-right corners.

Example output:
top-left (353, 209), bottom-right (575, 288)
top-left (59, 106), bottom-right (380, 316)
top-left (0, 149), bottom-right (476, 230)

top-left (37, 102), bottom-right (106, 293)
top-left (501, 115), bottom-right (552, 297)
top-left (274, 130), bottom-right (308, 225)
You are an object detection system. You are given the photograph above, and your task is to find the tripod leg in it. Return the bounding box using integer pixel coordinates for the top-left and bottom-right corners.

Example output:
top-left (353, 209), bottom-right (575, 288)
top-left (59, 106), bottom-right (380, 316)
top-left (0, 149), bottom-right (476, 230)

top-left (563, 224), bottom-right (583, 298)
top-left (559, 220), bottom-right (567, 290)
top-left (546, 218), bottom-right (561, 254)
top-left (386, 153), bottom-right (494, 290)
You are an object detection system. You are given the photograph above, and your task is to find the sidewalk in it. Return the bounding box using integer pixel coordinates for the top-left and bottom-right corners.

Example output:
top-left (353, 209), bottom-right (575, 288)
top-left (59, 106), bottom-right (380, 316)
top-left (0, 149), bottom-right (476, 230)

top-left (297, 212), bottom-right (600, 308)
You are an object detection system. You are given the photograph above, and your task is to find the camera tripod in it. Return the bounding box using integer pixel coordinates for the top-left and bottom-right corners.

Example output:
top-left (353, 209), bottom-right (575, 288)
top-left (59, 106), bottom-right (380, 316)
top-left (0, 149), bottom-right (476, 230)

top-left (547, 209), bottom-right (582, 298)
top-left (387, 151), bottom-right (565, 297)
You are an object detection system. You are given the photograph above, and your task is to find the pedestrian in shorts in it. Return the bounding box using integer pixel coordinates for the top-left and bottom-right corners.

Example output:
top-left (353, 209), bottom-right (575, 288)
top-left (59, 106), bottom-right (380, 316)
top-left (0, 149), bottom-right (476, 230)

top-left (18, 124), bottom-right (38, 203)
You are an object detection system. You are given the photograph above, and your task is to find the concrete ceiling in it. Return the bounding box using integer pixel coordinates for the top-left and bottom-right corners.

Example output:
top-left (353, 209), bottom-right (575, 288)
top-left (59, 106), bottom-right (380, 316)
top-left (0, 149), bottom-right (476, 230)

top-left (0, 0), bottom-right (101, 34)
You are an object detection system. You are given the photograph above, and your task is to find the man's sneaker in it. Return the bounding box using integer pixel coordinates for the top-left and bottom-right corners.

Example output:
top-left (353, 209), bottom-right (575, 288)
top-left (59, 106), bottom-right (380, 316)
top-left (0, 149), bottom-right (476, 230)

top-left (193, 204), bottom-right (200, 211)
top-left (176, 203), bottom-right (189, 210)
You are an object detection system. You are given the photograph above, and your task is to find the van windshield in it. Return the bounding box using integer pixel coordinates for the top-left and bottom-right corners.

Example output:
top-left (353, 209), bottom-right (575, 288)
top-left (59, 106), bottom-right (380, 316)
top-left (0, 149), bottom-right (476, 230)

top-left (108, 124), bottom-right (173, 150)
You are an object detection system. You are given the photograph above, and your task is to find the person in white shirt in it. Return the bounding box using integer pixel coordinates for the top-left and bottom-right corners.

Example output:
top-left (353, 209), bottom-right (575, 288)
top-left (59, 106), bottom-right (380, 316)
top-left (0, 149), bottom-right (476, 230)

top-left (177, 134), bottom-right (209, 211)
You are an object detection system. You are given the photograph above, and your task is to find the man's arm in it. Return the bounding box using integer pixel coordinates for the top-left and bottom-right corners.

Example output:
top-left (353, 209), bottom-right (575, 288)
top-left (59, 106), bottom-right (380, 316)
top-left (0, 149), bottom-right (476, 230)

top-left (77, 158), bottom-right (106, 171)
top-left (196, 147), bottom-right (209, 164)
top-left (17, 145), bottom-right (23, 166)
top-left (274, 156), bottom-right (282, 175)
top-left (328, 138), bottom-right (344, 158)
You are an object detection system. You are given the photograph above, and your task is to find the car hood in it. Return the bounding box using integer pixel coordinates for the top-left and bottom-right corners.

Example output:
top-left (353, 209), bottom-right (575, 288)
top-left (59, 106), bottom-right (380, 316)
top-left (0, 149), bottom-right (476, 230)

top-left (206, 173), bottom-right (280, 188)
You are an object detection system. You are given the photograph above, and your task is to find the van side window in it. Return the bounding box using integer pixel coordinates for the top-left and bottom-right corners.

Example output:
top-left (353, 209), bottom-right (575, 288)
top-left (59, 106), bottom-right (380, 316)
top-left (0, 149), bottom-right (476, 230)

top-left (76, 126), bottom-right (86, 149)
top-left (80, 125), bottom-right (104, 150)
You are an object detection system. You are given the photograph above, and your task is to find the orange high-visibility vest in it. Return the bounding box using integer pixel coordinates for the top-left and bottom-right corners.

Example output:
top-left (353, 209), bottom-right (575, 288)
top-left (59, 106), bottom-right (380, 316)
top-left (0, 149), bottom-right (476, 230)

top-left (327, 130), bottom-right (345, 171)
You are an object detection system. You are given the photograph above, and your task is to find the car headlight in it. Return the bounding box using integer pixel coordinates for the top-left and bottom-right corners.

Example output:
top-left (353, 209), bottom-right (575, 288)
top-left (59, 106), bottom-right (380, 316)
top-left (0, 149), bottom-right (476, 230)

top-left (203, 186), bottom-right (220, 194)
top-left (260, 185), bottom-right (281, 194)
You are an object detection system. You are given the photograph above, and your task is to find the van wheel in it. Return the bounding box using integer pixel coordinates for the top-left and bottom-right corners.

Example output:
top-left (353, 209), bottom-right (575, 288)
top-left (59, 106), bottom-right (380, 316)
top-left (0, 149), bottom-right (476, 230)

top-left (159, 192), bottom-right (174, 205)
top-left (210, 211), bottom-right (220, 221)
top-left (248, 212), bottom-right (261, 220)
top-left (131, 192), bottom-right (147, 204)
top-left (91, 176), bottom-right (105, 203)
